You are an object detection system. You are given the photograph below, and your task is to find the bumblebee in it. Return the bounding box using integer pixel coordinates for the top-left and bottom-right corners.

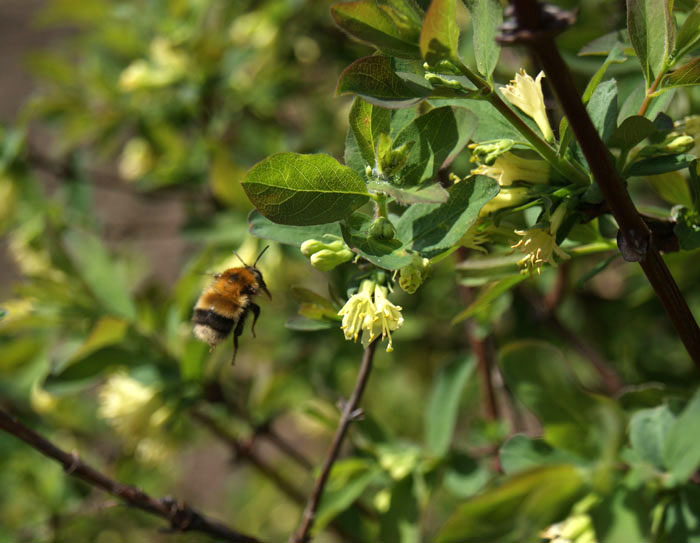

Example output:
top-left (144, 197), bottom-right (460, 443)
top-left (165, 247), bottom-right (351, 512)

top-left (192, 247), bottom-right (270, 363)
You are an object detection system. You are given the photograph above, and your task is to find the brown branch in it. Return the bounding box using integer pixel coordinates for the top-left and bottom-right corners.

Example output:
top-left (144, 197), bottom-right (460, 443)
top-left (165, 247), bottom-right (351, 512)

top-left (502, 0), bottom-right (700, 366)
top-left (290, 339), bottom-right (379, 543)
top-left (0, 408), bottom-right (260, 543)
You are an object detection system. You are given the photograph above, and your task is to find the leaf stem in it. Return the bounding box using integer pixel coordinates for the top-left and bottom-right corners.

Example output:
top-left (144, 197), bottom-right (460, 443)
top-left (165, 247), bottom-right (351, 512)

top-left (290, 339), bottom-right (379, 543)
top-left (638, 65), bottom-right (667, 117)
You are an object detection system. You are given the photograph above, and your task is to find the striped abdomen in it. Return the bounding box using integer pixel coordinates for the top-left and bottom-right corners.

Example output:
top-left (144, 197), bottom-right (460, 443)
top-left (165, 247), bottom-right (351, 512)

top-left (193, 308), bottom-right (236, 347)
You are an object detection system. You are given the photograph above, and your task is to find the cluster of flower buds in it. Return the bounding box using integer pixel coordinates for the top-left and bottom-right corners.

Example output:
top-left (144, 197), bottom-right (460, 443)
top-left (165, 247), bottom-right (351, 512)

top-left (300, 238), bottom-right (354, 271)
top-left (369, 216), bottom-right (397, 241)
top-left (398, 254), bottom-right (431, 294)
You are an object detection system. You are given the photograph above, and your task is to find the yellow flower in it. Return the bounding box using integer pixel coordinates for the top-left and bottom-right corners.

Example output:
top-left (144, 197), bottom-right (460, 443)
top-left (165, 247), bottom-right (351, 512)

top-left (479, 187), bottom-right (531, 215)
top-left (458, 223), bottom-right (489, 253)
top-left (98, 372), bottom-right (171, 461)
top-left (364, 286), bottom-right (403, 352)
top-left (471, 152), bottom-right (550, 187)
top-left (338, 280), bottom-right (404, 352)
top-left (512, 204), bottom-right (569, 275)
top-left (338, 280), bottom-right (376, 342)
top-left (501, 69), bottom-right (554, 143)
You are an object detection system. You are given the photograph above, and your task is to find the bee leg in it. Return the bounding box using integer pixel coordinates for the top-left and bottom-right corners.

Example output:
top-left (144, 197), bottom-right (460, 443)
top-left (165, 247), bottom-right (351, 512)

top-left (249, 303), bottom-right (260, 338)
top-left (231, 308), bottom-right (249, 364)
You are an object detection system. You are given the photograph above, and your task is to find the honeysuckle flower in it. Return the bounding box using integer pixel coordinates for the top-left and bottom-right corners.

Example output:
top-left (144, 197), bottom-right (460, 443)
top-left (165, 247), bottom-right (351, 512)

top-left (479, 186), bottom-right (531, 215)
top-left (338, 279), bottom-right (376, 342)
top-left (98, 372), bottom-right (172, 461)
top-left (459, 223), bottom-right (490, 253)
top-left (468, 139), bottom-right (515, 165)
top-left (338, 280), bottom-right (404, 351)
top-left (512, 204), bottom-right (570, 275)
top-left (513, 207), bottom-right (569, 273)
top-left (471, 152), bottom-right (550, 187)
top-left (501, 69), bottom-right (554, 143)
top-left (364, 285), bottom-right (404, 352)
top-left (118, 37), bottom-right (188, 91)
top-left (301, 238), bottom-right (354, 271)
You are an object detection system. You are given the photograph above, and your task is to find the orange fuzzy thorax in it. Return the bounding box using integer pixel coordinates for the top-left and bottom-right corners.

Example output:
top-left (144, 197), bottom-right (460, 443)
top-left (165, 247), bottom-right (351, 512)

top-left (193, 267), bottom-right (258, 320)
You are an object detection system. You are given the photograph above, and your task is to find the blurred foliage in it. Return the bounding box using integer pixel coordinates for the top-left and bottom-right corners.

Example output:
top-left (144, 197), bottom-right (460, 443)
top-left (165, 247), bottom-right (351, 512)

top-left (3, 0), bottom-right (700, 542)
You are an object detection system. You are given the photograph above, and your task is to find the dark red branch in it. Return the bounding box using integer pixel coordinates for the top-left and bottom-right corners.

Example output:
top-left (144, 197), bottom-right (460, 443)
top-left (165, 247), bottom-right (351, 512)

top-left (0, 408), bottom-right (259, 543)
top-left (291, 339), bottom-right (379, 543)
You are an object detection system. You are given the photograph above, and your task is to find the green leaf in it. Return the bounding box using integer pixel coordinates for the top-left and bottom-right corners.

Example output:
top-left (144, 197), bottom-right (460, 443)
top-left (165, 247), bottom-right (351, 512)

top-left (437, 465), bottom-right (586, 543)
top-left (291, 286), bottom-right (341, 321)
top-left (664, 388), bottom-right (700, 484)
top-left (349, 97), bottom-right (391, 168)
top-left (578, 29), bottom-right (633, 56)
top-left (451, 275), bottom-right (527, 324)
top-left (379, 476), bottom-right (420, 543)
top-left (648, 171), bottom-right (693, 207)
top-left (629, 405), bottom-right (675, 471)
top-left (456, 253), bottom-right (522, 282)
top-left (392, 106), bottom-right (477, 185)
top-left (248, 210), bottom-right (342, 247)
top-left (285, 315), bottom-right (335, 331)
top-left (498, 340), bottom-right (620, 458)
top-left (242, 153), bottom-right (369, 226)
top-left (44, 346), bottom-right (135, 390)
top-left (673, 207), bottom-right (700, 250)
top-left (464, 0), bottom-right (502, 81)
top-left (397, 175), bottom-right (499, 257)
top-left (664, 484), bottom-right (700, 541)
top-left (424, 356), bottom-right (475, 457)
top-left (420, 0), bottom-right (459, 65)
top-left (315, 459), bottom-right (383, 532)
top-left (672, 4), bottom-right (700, 64)
top-left (627, 0), bottom-right (675, 84)
top-left (444, 454), bottom-right (491, 497)
top-left (590, 485), bottom-right (652, 543)
top-left (337, 55), bottom-right (432, 108)
top-left (627, 154), bottom-right (695, 176)
top-left (342, 212), bottom-right (414, 269)
top-left (660, 57), bottom-right (700, 90)
top-left (586, 79), bottom-right (618, 144)
top-left (63, 231), bottom-right (136, 320)
top-left (331, 0), bottom-right (424, 59)
top-left (367, 180), bottom-right (449, 204)
top-left (609, 115), bottom-right (656, 150)
top-left (499, 435), bottom-right (583, 475)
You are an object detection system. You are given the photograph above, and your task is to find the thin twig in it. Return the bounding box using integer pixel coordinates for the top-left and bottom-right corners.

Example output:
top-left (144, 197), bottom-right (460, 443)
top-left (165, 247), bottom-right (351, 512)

top-left (190, 409), bottom-right (308, 505)
top-left (290, 339), bottom-right (379, 543)
top-left (0, 408), bottom-right (260, 543)
top-left (504, 0), bottom-right (700, 366)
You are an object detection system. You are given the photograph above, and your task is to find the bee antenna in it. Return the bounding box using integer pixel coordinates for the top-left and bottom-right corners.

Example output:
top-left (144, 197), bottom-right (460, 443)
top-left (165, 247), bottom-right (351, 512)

top-left (253, 245), bottom-right (270, 267)
top-left (231, 250), bottom-right (248, 267)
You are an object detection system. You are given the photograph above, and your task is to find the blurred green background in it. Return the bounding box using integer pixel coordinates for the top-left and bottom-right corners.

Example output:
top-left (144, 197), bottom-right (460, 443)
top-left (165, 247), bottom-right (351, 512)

top-left (2, 1), bottom-right (700, 542)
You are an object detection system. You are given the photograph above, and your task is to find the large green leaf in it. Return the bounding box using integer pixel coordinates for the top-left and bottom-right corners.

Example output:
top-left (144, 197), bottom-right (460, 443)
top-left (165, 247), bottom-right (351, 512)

top-left (424, 356), bottom-right (475, 457)
top-left (672, 3), bottom-right (700, 65)
top-left (420, 0), bottom-right (459, 66)
top-left (248, 210), bottom-right (342, 246)
top-left (498, 340), bottom-right (621, 458)
top-left (609, 115), bottom-right (656, 150)
top-left (586, 79), bottom-right (618, 144)
top-left (660, 57), bottom-right (700, 90)
top-left (590, 484), bottom-right (652, 543)
top-left (349, 97), bottom-right (391, 167)
top-left (664, 388), bottom-right (700, 484)
top-left (397, 175), bottom-right (499, 256)
top-left (464, 0), bottom-right (502, 81)
top-left (627, 0), bottom-right (675, 84)
top-left (392, 106), bottom-right (477, 185)
top-left (379, 476), bottom-right (420, 543)
top-left (499, 435), bottom-right (583, 475)
top-left (337, 55), bottom-right (433, 108)
top-left (242, 153), bottom-right (369, 226)
top-left (628, 154), bottom-right (695, 176)
top-left (63, 231), bottom-right (136, 320)
top-left (437, 464), bottom-right (587, 543)
top-left (629, 404), bottom-right (675, 471)
top-left (451, 275), bottom-right (527, 324)
top-left (331, 0), bottom-right (424, 59)
top-left (314, 459), bottom-right (383, 533)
